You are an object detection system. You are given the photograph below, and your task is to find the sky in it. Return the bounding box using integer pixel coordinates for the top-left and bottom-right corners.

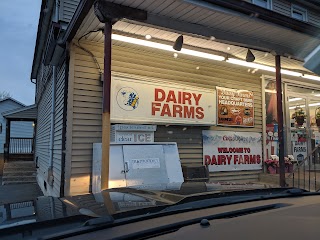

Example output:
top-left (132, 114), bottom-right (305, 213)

top-left (0, 0), bottom-right (41, 105)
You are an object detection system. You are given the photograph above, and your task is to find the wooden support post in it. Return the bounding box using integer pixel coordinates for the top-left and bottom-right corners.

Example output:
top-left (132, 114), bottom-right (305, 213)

top-left (101, 21), bottom-right (112, 190)
top-left (275, 55), bottom-right (286, 187)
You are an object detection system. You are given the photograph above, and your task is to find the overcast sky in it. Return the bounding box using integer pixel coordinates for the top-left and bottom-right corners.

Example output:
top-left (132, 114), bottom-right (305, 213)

top-left (0, 0), bottom-right (41, 105)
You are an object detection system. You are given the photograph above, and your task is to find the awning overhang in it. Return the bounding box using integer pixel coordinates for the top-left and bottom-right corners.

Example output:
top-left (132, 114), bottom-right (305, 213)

top-left (2, 105), bottom-right (37, 121)
top-left (61, 0), bottom-right (320, 77)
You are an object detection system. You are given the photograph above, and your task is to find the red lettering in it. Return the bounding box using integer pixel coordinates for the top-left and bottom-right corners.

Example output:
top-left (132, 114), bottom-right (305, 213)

top-left (221, 155), bottom-right (226, 165)
top-left (234, 155), bottom-right (239, 164)
top-left (250, 155), bottom-right (257, 164)
top-left (204, 155), bottom-right (211, 165)
top-left (183, 106), bottom-right (195, 118)
top-left (218, 148), bottom-right (224, 153)
top-left (244, 155), bottom-right (249, 164)
top-left (227, 155), bottom-right (232, 165)
top-left (257, 155), bottom-right (261, 164)
top-left (160, 104), bottom-right (172, 117)
top-left (166, 90), bottom-right (177, 103)
top-left (226, 155), bottom-right (232, 165)
top-left (239, 155), bottom-right (243, 164)
top-left (155, 88), bottom-right (165, 101)
top-left (152, 102), bottom-right (161, 115)
top-left (183, 92), bottom-right (192, 105)
top-left (195, 107), bottom-right (204, 119)
top-left (192, 93), bottom-right (202, 105)
top-left (211, 155), bottom-right (217, 165)
top-left (173, 104), bottom-right (183, 118)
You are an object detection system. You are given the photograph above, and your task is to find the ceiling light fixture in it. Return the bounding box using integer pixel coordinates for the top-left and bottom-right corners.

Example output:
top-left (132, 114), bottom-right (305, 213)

top-left (145, 34), bottom-right (152, 40)
top-left (111, 34), bottom-right (320, 80)
top-left (226, 58), bottom-right (302, 77)
top-left (246, 49), bottom-right (255, 62)
top-left (288, 98), bottom-right (302, 102)
top-left (302, 74), bottom-right (320, 81)
top-left (111, 34), bottom-right (225, 61)
top-left (173, 35), bottom-right (183, 51)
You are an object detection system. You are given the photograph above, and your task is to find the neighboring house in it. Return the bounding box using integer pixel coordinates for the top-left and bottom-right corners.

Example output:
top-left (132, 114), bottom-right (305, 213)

top-left (31, 0), bottom-right (320, 197)
top-left (0, 98), bottom-right (34, 154)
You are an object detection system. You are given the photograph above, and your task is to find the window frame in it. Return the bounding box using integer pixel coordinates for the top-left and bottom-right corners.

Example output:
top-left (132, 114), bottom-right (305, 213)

top-left (291, 4), bottom-right (308, 22)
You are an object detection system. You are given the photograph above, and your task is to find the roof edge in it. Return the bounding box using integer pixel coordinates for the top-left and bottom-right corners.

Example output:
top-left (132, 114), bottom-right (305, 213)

top-left (2, 104), bottom-right (37, 118)
top-left (30, 0), bottom-right (55, 80)
top-left (0, 97), bottom-right (26, 107)
top-left (62, 0), bottom-right (96, 44)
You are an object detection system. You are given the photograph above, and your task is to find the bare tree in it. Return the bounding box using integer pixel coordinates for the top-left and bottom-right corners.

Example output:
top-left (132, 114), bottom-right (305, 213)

top-left (0, 91), bottom-right (11, 100)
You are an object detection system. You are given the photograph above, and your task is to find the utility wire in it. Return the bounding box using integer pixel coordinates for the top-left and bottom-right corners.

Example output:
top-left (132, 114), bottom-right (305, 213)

top-left (75, 29), bottom-right (104, 78)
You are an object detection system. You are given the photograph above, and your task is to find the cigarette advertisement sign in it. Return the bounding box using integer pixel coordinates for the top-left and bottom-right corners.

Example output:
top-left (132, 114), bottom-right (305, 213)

top-left (111, 76), bottom-right (216, 125)
top-left (203, 130), bottom-right (262, 172)
top-left (217, 87), bottom-right (254, 127)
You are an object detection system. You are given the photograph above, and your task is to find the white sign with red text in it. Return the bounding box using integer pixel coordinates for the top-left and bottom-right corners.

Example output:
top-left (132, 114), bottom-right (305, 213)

top-left (111, 76), bottom-right (216, 125)
top-left (203, 130), bottom-right (262, 172)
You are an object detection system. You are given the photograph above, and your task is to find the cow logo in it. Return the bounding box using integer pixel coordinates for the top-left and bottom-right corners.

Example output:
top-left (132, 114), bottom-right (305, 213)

top-left (116, 87), bottom-right (139, 111)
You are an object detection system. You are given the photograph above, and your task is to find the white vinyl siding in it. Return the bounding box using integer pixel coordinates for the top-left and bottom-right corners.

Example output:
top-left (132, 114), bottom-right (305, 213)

top-left (66, 40), bottom-right (263, 195)
top-left (35, 61), bottom-right (66, 197)
top-left (59, 0), bottom-right (81, 23)
top-left (273, 0), bottom-right (291, 16)
top-left (309, 11), bottom-right (320, 27)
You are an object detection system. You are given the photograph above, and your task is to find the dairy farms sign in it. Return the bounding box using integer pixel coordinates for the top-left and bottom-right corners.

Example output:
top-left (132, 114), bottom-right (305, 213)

top-left (203, 130), bottom-right (262, 172)
top-left (111, 76), bottom-right (216, 125)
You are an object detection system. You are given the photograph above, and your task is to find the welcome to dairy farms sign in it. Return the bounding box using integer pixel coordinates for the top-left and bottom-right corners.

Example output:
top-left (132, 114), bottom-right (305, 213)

top-left (203, 130), bottom-right (262, 172)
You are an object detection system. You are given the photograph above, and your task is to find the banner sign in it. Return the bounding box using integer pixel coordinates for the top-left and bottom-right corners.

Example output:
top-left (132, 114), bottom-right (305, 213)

top-left (216, 87), bottom-right (254, 127)
top-left (203, 130), bottom-right (262, 172)
top-left (111, 77), bottom-right (216, 125)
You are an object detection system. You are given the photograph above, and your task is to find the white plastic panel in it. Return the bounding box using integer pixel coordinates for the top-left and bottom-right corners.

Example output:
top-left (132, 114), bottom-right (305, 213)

top-left (123, 145), bottom-right (168, 187)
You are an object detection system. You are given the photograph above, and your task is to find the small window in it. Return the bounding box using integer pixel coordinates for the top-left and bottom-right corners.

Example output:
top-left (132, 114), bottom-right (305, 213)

top-left (291, 5), bottom-right (307, 21)
top-left (252, 0), bottom-right (272, 9)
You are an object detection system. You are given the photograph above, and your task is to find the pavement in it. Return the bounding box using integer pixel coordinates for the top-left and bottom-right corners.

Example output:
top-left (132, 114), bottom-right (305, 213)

top-left (0, 183), bottom-right (43, 205)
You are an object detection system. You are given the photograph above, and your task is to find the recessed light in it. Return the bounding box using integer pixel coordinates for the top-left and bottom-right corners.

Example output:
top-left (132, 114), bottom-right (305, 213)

top-left (145, 34), bottom-right (152, 40)
top-left (227, 47), bottom-right (231, 51)
top-left (196, 66), bottom-right (200, 70)
top-left (173, 52), bottom-right (178, 58)
top-left (210, 36), bottom-right (216, 41)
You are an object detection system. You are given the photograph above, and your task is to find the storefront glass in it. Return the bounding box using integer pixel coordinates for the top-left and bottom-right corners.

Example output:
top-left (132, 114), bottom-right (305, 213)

top-left (286, 85), bottom-right (320, 163)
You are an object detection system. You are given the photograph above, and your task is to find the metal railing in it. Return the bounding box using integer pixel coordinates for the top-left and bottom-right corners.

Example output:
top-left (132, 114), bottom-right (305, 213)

top-left (9, 137), bottom-right (34, 154)
top-left (286, 146), bottom-right (320, 192)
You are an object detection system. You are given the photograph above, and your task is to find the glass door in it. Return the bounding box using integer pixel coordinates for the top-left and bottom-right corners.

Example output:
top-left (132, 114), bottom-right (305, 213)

top-left (308, 98), bottom-right (320, 164)
top-left (287, 96), bottom-right (308, 163)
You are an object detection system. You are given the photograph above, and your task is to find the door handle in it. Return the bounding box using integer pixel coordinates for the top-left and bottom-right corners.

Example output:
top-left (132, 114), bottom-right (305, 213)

top-left (125, 162), bottom-right (129, 173)
top-left (121, 162), bottom-right (130, 174)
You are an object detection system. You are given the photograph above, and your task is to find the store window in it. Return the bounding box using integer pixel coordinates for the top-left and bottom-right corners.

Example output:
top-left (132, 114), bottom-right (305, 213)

top-left (252, 0), bottom-right (272, 9)
top-left (286, 85), bottom-right (320, 163)
top-left (291, 5), bottom-right (307, 21)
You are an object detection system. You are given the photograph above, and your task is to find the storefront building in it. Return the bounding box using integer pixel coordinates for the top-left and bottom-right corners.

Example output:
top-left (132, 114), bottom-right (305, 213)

top-left (31, 0), bottom-right (320, 197)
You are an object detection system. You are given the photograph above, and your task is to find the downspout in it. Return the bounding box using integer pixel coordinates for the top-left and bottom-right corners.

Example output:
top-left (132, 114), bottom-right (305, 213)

top-left (48, 0), bottom-right (60, 186)
top-left (60, 43), bottom-right (70, 197)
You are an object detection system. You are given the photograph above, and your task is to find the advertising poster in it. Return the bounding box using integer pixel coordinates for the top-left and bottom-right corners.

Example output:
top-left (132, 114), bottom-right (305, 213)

top-left (203, 130), bottom-right (262, 172)
top-left (292, 141), bottom-right (307, 162)
top-left (111, 76), bottom-right (216, 125)
top-left (216, 87), bottom-right (254, 127)
top-left (265, 81), bottom-right (277, 125)
top-left (266, 123), bottom-right (279, 160)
